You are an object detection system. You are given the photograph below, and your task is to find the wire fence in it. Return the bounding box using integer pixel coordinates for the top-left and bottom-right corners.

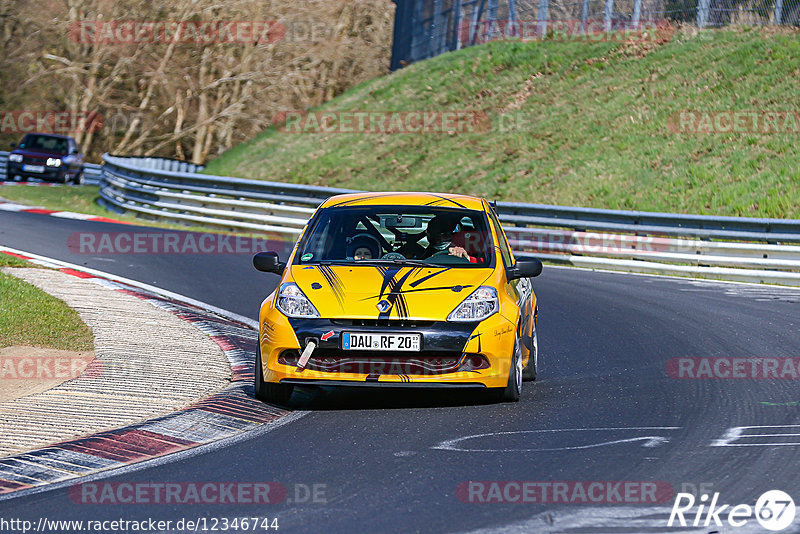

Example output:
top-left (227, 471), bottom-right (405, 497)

top-left (390, 0), bottom-right (800, 68)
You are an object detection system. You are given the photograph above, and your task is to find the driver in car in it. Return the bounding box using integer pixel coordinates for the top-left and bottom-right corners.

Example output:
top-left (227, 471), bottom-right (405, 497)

top-left (346, 233), bottom-right (380, 260)
top-left (423, 215), bottom-right (470, 260)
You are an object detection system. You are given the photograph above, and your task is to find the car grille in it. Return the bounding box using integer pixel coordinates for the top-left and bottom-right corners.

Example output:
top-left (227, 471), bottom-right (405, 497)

top-left (330, 319), bottom-right (435, 328)
top-left (279, 350), bottom-right (489, 375)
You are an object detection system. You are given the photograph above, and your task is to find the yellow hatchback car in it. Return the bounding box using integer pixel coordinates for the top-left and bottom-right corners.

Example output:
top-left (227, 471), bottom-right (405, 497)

top-left (253, 192), bottom-right (541, 404)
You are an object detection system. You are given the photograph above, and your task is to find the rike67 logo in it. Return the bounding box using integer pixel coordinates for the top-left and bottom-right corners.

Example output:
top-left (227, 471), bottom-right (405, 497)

top-left (668, 490), bottom-right (796, 531)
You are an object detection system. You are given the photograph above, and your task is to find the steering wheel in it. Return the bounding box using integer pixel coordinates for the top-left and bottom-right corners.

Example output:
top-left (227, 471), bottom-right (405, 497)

top-left (431, 250), bottom-right (471, 263)
top-left (381, 252), bottom-right (406, 260)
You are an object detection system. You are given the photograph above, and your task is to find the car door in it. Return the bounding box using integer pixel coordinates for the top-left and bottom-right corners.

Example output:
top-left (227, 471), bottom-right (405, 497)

top-left (487, 204), bottom-right (534, 359)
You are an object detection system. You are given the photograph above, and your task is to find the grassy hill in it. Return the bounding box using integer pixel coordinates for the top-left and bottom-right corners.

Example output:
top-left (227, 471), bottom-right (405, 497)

top-left (203, 26), bottom-right (800, 218)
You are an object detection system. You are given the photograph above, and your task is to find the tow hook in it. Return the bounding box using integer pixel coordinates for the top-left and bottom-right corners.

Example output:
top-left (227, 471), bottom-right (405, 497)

top-left (297, 338), bottom-right (318, 370)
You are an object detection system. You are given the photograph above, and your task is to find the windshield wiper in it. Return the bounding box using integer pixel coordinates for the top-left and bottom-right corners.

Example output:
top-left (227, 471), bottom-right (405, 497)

top-left (364, 258), bottom-right (432, 268)
top-left (310, 259), bottom-right (443, 268)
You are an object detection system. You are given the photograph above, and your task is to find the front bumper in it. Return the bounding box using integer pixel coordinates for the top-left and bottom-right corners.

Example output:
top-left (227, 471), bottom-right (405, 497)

top-left (259, 310), bottom-right (517, 389)
top-left (7, 162), bottom-right (67, 182)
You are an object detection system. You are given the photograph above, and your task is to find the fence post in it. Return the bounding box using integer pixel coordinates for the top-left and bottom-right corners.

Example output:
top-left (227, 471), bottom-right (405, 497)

top-left (486, 0), bottom-right (499, 41)
top-left (696, 0), bottom-right (711, 27)
top-left (604, 0), bottom-right (614, 31)
top-left (581, 0), bottom-right (589, 33)
top-left (390, 0), bottom-right (414, 70)
top-left (537, 0), bottom-right (549, 36)
top-left (508, 0), bottom-right (519, 37)
top-left (469, 0), bottom-right (486, 45)
top-left (632, 0), bottom-right (642, 28)
top-left (487, 0), bottom-right (498, 22)
top-left (432, 0), bottom-right (444, 57)
top-left (453, 0), bottom-right (463, 49)
top-left (774, 0), bottom-right (784, 23)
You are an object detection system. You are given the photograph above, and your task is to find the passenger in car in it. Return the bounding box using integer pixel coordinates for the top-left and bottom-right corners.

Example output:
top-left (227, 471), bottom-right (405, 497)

top-left (346, 233), bottom-right (381, 260)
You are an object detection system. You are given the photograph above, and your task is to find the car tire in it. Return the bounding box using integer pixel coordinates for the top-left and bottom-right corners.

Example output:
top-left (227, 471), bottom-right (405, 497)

top-left (489, 334), bottom-right (522, 403)
top-left (254, 344), bottom-right (294, 406)
top-left (73, 169), bottom-right (84, 186)
top-left (522, 323), bottom-right (538, 382)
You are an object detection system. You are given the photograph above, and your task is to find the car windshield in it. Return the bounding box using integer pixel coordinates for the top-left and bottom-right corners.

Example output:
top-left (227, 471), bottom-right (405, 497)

top-left (19, 134), bottom-right (68, 154)
top-left (296, 205), bottom-right (495, 268)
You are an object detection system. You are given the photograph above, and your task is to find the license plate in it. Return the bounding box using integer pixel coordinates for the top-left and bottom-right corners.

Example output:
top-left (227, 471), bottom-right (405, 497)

top-left (22, 164), bottom-right (45, 173)
top-left (342, 332), bottom-right (421, 352)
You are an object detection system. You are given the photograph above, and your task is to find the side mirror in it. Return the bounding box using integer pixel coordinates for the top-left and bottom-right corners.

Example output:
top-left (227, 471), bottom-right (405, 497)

top-left (71, 148), bottom-right (79, 155)
top-left (506, 257), bottom-right (543, 280)
top-left (253, 251), bottom-right (285, 274)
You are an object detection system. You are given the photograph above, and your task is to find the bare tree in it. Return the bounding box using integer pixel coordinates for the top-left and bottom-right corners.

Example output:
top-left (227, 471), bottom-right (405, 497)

top-left (0, 0), bottom-right (395, 163)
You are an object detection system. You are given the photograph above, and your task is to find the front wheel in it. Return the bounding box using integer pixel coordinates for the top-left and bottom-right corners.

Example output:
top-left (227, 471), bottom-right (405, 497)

top-left (254, 345), bottom-right (294, 406)
top-left (488, 335), bottom-right (522, 403)
top-left (73, 169), bottom-right (84, 185)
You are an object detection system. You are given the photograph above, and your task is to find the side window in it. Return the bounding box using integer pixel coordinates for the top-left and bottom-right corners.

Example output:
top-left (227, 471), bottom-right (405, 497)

top-left (488, 209), bottom-right (513, 267)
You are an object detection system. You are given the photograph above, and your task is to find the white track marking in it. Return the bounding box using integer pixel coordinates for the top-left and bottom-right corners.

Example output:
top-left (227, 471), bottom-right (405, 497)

top-left (433, 427), bottom-right (681, 452)
top-left (711, 425), bottom-right (800, 447)
top-left (0, 245), bottom-right (258, 328)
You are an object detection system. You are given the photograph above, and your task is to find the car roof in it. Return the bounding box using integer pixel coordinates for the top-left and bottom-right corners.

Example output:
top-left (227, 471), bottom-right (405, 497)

top-left (319, 192), bottom-right (487, 211)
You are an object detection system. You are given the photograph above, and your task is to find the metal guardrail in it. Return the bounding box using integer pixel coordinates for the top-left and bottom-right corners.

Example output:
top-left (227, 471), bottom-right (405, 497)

top-left (96, 154), bottom-right (800, 286)
top-left (1, 151), bottom-right (102, 185)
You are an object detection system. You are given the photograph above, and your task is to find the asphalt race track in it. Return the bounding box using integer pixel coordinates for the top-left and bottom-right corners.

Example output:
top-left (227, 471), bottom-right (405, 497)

top-left (2, 209), bottom-right (800, 533)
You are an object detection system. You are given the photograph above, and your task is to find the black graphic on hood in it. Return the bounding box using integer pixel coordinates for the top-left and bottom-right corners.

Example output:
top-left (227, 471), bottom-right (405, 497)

top-left (318, 265), bottom-right (345, 308)
top-left (376, 266), bottom-right (420, 319)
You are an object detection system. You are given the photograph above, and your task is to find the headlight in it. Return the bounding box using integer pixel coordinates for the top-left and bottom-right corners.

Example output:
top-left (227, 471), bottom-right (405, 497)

top-left (8, 154), bottom-right (22, 162)
top-left (447, 286), bottom-right (499, 322)
top-left (276, 283), bottom-right (319, 318)
top-left (46, 158), bottom-right (62, 167)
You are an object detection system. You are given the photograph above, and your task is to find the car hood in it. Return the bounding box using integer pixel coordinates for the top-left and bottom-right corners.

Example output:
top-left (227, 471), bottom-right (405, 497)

top-left (290, 264), bottom-right (493, 321)
top-left (12, 149), bottom-right (67, 158)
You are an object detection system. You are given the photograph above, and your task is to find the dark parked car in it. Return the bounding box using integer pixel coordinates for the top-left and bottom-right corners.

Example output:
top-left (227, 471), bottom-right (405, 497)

top-left (7, 133), bottom-right (85, 184)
